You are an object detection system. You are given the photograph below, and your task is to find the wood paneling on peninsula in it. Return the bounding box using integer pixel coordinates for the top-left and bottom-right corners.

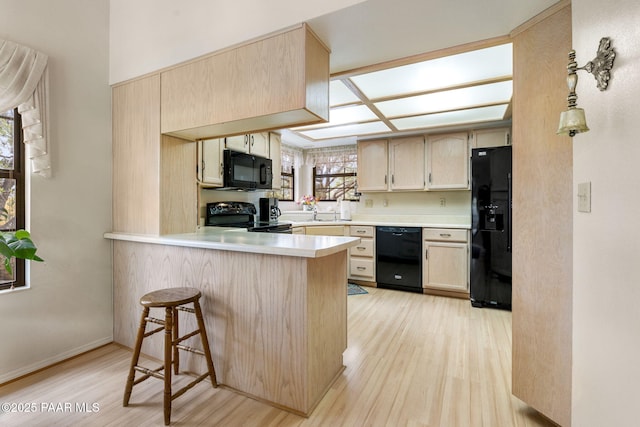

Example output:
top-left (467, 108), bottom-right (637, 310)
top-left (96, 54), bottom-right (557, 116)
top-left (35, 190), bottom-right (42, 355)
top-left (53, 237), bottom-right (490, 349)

top-left (511, 2), bottom-right (572, 426)
top-left (160, 24), bottom-right (329, 140)
top-left (113, 241), bottom-right (347, 416)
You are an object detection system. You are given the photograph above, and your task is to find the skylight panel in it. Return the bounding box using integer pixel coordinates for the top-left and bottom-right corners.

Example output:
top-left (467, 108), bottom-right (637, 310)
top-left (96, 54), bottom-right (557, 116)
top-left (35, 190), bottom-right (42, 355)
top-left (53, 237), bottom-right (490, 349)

top-left (350, 43), bottom-right (513, 100)
top-left (391, 104), bottom-right (509, 130)
top-left (298, 121), bottom-right (390, 140)
top-left (293, 105), bottom-right (378, 130)
top-left (375, 80), bottom-right (512, 118)
top-left (330, 80), bottom-right (361, 106)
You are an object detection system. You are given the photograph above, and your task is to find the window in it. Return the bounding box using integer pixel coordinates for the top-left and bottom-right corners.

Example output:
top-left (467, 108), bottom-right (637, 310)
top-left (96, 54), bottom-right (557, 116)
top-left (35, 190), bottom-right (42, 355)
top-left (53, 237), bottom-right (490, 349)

top-left (311, 146), bottom-right (358, 201)
top-left (0, 109), bottom-right (25, 290)
top-left (278, 168), bottom-right (294, 201)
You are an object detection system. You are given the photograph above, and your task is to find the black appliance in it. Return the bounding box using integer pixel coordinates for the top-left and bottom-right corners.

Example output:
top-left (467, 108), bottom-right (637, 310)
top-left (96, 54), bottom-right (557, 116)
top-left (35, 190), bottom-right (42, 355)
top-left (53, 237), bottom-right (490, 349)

top-left (259, 197), bottom-right (281, 222)
top-left (376, 226), bottom-right (422, 293)
top-left (205, 201), bottom-right (291, 233)
top-left (470, 146), bottom-right (512, 309)
top-left (223, 150), bottom-right (273, 190)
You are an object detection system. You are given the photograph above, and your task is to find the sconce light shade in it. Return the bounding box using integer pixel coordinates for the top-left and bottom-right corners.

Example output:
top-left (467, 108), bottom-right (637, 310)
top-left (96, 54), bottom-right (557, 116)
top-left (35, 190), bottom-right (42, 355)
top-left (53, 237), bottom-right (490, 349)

top-left (557, 108), bottom-right (589, 137)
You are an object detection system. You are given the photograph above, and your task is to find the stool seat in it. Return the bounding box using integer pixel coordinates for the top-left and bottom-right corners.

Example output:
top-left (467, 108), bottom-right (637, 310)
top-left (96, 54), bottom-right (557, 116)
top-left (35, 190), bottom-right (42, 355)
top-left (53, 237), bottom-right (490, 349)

top-left (140, 287), bottom-right (201, 307)
top-left (123, 286), bottom-right (217, 425)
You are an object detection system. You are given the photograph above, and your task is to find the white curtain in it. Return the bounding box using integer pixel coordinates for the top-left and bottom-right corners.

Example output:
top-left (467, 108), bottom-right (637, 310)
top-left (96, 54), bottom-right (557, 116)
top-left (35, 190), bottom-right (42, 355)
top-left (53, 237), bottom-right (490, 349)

top-left (0, 39), bottom-right (50, 177)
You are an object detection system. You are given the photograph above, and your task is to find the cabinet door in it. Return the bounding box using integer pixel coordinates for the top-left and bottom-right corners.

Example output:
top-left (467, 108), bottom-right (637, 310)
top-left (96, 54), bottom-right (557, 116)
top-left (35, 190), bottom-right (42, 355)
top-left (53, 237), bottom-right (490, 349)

top-left (390, 136), bottom-right (425, 190)
top-left (357, 140), bottom-right (389, 191)
top-left (472, 127), bottom-right (511, 148)
top-left (423, 241), bottom-right (468, 292)
top-left (304, 225), bottom-right (345, 236)
top-left (198, 138), bottom-right (224, 186)
top-left (426, 132), bottom-right (469, 190)
top-left (250, 132), bottom-right (270, 157)
top-left (269, 133), bottom-right (282, 190)
top-left (225, 135), bottom-right (249, 152)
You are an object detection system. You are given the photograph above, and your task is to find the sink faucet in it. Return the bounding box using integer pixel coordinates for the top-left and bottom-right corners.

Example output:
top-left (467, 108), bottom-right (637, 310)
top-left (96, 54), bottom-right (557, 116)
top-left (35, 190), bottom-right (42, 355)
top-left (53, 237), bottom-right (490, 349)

top-left (312, 206), bottom-right (318, 221)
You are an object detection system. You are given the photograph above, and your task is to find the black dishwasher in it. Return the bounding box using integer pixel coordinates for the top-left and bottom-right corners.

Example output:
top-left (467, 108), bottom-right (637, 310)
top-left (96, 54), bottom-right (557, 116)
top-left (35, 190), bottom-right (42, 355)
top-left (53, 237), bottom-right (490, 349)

top-left (376, 227), bottom-right (422, 293)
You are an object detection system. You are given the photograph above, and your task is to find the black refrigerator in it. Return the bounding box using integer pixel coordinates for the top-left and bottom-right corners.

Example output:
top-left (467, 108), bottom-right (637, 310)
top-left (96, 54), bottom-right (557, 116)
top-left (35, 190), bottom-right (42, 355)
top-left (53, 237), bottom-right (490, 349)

top-left (470, 146), bottom-right (512, 310)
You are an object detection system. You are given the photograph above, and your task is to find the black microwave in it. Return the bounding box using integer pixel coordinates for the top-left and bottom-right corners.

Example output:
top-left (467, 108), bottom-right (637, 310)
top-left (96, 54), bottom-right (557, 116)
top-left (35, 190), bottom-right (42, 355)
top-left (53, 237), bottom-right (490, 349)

top-left (223, 150), bottom-right (273, 190)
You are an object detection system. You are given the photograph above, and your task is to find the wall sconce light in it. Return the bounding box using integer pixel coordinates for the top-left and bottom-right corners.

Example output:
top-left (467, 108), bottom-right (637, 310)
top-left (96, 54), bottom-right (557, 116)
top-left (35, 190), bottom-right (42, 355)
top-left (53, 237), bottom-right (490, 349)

top-left (557, 37), bottom-right (616, 137)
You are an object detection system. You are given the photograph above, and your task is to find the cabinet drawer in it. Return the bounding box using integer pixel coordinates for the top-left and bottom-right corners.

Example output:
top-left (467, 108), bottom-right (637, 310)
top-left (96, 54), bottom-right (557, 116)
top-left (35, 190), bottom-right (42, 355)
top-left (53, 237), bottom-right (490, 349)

top-left (350, 239), bottom-right (374, 257)
top-left (423, 228), bottom-right (467, 242)
top-left (350, 225), bottom-right (374, 238)
top-left (350, 258), bottom-right (375, 279)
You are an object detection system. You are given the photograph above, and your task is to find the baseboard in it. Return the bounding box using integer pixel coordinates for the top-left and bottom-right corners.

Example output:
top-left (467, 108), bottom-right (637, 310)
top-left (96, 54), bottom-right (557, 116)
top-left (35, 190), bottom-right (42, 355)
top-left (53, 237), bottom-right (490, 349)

top-left (0, 336), bottom-right (113, 385)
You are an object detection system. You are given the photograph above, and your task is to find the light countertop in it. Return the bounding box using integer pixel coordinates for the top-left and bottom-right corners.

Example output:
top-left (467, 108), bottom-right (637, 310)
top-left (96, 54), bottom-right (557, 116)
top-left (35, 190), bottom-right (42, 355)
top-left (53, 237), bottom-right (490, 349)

top-left (281, 213), bottom-right (471, 229)
top-left (104, 228), bottom-right (360, 258)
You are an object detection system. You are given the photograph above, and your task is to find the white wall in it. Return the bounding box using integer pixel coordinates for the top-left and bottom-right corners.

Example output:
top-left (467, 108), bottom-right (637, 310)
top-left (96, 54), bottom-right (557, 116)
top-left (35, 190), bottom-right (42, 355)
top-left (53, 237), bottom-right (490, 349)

top-left (0, 0), bottom-right (112, 382)
top-left (572, 0), bottom-right (640, 425)
top-left (109, 0), bottom-right (366, 84)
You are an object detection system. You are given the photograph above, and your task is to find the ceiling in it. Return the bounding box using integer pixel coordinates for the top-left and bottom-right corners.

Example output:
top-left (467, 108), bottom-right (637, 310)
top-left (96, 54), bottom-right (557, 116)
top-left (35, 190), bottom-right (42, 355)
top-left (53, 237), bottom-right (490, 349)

top-left (279, 0), bottom-right (559, 149)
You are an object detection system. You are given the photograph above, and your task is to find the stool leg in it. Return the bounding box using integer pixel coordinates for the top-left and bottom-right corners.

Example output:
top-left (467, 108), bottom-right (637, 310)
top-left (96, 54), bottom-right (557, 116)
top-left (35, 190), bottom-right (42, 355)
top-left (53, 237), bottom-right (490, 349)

top-left (164, 307), bottom-right (173, 426)
top-left (172, 307), bottom-right (179, 375)
top-left (123, 306), bottom-right (149, 406)
top-left (193, 300), bottom-right (217, 387)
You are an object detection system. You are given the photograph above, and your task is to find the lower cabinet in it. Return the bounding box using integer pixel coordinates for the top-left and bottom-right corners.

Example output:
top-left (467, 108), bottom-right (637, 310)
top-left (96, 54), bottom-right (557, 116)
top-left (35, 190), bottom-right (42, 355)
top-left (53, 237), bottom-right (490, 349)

top-left (422, 228), bottom-right (469, 293)
top-left (304, 225), bottom-right (345, 236)
top-left (348, 225), bottom-right (375, 282)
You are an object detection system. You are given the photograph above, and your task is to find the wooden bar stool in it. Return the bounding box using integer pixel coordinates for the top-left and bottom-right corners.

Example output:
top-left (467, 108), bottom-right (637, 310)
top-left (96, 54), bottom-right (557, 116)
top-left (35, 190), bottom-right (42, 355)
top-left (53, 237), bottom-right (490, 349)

top-left (123, 287), bottom-right (217, 425)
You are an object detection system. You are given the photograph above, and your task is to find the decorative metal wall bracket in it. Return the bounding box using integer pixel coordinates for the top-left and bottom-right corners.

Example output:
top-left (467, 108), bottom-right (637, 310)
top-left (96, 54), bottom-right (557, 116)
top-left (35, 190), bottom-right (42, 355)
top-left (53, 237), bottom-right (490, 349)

top-left (557, 37), bottom-right (616, 137)
top-left (580, 37), bottom-right (616, 91)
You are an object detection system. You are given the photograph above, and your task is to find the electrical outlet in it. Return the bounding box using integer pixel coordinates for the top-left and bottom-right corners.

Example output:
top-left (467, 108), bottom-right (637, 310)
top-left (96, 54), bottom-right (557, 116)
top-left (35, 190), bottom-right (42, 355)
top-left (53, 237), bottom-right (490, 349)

top-left (365, 199), bottom-right (373, 208)
top-left (440, 197), bottom-right (446, 207)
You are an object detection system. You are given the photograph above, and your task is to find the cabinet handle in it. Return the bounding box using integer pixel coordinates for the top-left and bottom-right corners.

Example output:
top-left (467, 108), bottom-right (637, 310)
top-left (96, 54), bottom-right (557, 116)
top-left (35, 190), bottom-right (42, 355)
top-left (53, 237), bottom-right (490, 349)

top-left (356, 246), bottom-right (366, 250)
top-left (251, 135), bottom-right (254, 147)
top-left (392, 174), bottom-right (395, 184)
top-left (356, 230), bottom-right (366, 234)
top-left (357, 266), bottom-right (366, 271)
top-left (428, 172), bottom-right (432, 184)
top-left (220, 163), bottom-right (223, 176)
top-left (384, 175), bottom-right (388, 184)
top-left (439, 233), bottom-right (451, 238)
top-left (425, 249), bottom-right (428, 259)
top-left (244, 135), bottom-right (249, 146)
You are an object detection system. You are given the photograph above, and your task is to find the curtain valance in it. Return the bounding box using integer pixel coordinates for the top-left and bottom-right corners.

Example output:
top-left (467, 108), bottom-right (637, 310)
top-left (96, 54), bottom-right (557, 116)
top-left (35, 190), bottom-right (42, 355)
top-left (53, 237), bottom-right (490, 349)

top-left (0, 39), bottom-right (50, 177)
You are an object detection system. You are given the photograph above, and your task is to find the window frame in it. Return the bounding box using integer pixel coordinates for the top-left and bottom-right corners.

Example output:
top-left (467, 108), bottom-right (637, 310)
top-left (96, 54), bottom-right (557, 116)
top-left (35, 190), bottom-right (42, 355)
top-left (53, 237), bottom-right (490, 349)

top-left (0, 108), bottom-right (26, 290)
top-left (278, 167), bottom-right (295, 202)
top-left (312, 166), bottom-right (358, 202)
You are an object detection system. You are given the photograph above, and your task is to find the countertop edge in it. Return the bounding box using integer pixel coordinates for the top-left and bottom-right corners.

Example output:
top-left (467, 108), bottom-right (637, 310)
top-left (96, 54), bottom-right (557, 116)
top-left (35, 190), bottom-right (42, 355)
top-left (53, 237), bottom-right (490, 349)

top-left (104, 231), bottom-right (360, 258)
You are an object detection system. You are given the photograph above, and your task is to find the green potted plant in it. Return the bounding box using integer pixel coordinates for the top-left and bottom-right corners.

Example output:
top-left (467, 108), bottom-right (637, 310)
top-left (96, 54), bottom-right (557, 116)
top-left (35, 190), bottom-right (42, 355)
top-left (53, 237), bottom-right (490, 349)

top-left (0, 229), bottom-right (43, 275)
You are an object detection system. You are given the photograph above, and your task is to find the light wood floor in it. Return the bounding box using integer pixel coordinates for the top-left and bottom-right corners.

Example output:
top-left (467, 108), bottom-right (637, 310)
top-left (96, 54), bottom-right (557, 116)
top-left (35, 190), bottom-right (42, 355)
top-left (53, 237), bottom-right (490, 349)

top-left (0, 287), bottom-right (554, 426)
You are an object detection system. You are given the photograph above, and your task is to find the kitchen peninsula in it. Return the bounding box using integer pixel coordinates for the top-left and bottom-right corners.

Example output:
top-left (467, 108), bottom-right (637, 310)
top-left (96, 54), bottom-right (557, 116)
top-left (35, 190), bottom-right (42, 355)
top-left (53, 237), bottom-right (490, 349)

top-left (106, 229), bottom-right (359, 416)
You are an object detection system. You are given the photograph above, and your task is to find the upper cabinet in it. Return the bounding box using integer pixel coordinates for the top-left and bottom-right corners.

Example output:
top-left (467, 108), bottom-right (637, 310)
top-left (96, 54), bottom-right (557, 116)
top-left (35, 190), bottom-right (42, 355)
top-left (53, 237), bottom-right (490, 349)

top-left (197, 138), bottom-right (224, 186)
top-left (160, 24), bottom-right (330, 141)
top-left (472, 127), bottom-right (511, 148)
top-left (390, 136), bottom-right (425, 190)
top-left (225, 132), bottom-right (270, 157)
top-left (357, 139), bottom-right (389, 191)
top-left (426, 132), bottom-right (469, 190)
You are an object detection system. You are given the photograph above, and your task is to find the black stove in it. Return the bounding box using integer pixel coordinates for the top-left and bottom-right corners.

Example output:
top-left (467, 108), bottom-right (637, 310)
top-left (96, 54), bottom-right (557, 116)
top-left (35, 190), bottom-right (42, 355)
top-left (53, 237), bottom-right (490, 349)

top-left (205, 201), bottom-right (292, 234)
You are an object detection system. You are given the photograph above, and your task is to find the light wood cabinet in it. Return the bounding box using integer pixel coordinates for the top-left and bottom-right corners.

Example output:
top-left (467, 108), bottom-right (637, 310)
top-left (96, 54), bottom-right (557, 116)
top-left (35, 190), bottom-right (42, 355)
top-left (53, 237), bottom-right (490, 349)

top-left (160, 24), bottom-right (329, 141)
top-left (357, 139), bottom-right (389, 191)
top-left (305, 225), bottom-right (345, 236)
top-left (112, 74), bottom-right (196, 235)
top-left (225, 132), bottom-right (270, 157)
top-left (348, 225), bottom-right (376, 282)
top-left (426, 132), bottom-right (470, 190)
top-left (390, 136), bottom-right (425, 190)
top-left (291, 226), bottom-right (305, 235)
top-left (472, 127), bottom-right (511, 148)
top-left (422, 228), bottom-right (469, 293)
top-left (197, 138), bottom-right (224, 186)
top-left (269, 133), bottom-right (282, 190)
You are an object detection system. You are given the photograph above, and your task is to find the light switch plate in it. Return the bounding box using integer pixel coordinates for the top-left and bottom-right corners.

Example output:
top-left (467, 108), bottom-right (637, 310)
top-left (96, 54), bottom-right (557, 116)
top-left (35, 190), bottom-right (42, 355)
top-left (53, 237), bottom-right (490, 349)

top-left (577, 182), bottom-right (591, 213)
